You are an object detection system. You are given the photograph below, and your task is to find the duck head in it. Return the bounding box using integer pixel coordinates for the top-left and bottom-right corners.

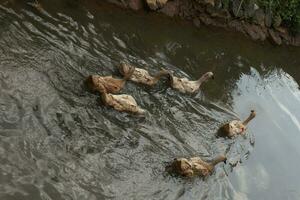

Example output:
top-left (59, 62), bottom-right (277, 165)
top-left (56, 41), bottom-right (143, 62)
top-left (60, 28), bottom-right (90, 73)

top-left (199, 72), bottom-right (214, 82)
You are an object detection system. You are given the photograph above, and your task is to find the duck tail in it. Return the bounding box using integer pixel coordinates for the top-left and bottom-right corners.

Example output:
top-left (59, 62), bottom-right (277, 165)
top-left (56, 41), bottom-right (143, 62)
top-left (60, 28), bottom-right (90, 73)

top-left (85, 75), bottom-right (96, 92)
top-left (123, 65), bottom-right (135, 80)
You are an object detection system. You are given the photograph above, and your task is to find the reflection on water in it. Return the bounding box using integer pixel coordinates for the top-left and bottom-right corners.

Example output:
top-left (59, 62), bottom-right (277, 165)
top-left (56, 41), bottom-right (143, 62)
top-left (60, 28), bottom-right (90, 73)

top-left (231, 68), bottom-right (300, 199)
top-left (0, 0), bottom-right (300, 199)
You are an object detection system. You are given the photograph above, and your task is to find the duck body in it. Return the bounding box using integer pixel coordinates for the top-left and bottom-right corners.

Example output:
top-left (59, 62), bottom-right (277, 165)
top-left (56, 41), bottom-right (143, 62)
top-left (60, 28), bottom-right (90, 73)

top-left (166, 155), bottom-right (226, 178)
top-left (103, 93), bottom-right (145, 115)
top-left (119, 62), bottom-right (169, 86)
top-left (218, 110), bottom-right (256, 138)
top-left (170, 77), bottom-right (200, 94)
top-left (169, 72), bottom-right (214, 94)
top-left (86, 75), bottom-right (126, 94)
top-left (86, 66), bottom-right (134, 94)
top-left (93, 81), bottom-right (145, 115)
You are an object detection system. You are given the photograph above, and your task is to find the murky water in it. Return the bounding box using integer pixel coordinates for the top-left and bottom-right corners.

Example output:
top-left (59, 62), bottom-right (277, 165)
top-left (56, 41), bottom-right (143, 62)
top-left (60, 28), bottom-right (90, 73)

top-left (0, 1), bottom-right (300, 199)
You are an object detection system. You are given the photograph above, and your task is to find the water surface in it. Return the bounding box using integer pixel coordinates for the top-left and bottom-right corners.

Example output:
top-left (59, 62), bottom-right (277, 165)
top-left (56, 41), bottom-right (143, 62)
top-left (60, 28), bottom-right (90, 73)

top-left (0, 1), bottom-right (300, 199)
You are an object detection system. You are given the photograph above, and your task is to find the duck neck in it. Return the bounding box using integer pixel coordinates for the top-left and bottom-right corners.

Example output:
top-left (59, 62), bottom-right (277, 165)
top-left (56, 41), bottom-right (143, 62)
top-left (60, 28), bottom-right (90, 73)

top-left (210, 156), bottom-right (226, 167)
top-left (197, 74), bottom-right (209, 85)
top-left (242, 111), bottom-right (256, 126)
top-left (153, 71), bottom-right (167, 83)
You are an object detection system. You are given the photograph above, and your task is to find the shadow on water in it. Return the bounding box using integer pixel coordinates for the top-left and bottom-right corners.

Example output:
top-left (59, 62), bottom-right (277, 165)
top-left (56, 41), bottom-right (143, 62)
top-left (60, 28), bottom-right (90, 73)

top-left (0, 0), bottom-right (299, 199)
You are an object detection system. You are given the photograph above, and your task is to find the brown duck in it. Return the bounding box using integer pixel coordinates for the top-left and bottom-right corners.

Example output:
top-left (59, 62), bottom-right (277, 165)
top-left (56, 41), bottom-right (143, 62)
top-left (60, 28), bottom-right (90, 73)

top-left (169, 71), bottom-right (214, 94)
top-left (166, 155), bottom-right (226, 177)
top-left (218, 110), bottom-right (256, 138)
top-left (119, 62), bottom-right (169, 86)
top-left (86, 67), bottom-right (135, 94)
top-left (95, 82), bottom-right (145, 115)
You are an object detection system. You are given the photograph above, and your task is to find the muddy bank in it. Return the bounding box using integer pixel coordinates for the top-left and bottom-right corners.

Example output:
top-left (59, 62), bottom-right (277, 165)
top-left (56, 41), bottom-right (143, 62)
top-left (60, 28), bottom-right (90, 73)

top-left (105, 0), bottom-right (300, 46)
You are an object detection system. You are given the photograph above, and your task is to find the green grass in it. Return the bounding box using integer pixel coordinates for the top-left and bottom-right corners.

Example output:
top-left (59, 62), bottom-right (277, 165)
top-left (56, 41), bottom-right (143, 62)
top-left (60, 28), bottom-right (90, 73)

top-left (258, 0), bottom-right (300, 34)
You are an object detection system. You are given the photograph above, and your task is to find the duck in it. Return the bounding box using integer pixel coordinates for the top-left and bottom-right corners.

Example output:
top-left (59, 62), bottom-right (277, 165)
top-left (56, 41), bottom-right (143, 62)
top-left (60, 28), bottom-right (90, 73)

top-left (218, 110), bottom-right (256, 138)
top-left (27, 0), bottom-right (43, 11)
top-left (85, 66), bottom-right (135, 94)
top-left (119, 62), bottom-right (169, 86)
top-left (168, 71), bottom-right (214, 94)
top-left (95, 82), bottom-right (145, 115)
top-left (166, 155), bottom-right (226, 177)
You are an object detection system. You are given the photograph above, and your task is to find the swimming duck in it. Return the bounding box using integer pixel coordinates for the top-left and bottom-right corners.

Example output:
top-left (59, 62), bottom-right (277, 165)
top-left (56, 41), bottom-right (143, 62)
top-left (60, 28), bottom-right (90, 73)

top-left (27, 0), bottom-right (43, 11)
top-left (95, 82), bottom-right (145, 115)
top-left (218, 110), bottom-right (256, 138)
top-left (119, 62), bottom-right (169, 86)
top-left (166, 155), bottom-right (226, 177)
top-left (85, 67), bottom-right (135, 94)
top-left (169, 71), bottom-right (214, 94)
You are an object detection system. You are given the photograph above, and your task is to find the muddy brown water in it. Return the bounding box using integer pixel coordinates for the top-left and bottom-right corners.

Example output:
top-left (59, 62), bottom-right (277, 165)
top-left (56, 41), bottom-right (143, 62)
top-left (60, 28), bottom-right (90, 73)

top-left (0, 1), bottom-right (300, 199)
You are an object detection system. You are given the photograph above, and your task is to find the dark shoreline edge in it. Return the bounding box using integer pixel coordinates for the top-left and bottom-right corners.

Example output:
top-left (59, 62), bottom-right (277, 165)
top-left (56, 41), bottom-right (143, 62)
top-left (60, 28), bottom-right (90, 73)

top-left (104, 0), bottom-right (300, 47)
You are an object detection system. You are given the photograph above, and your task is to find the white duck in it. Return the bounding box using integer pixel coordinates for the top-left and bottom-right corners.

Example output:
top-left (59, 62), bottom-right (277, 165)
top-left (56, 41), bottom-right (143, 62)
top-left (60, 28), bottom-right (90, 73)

top-left (96, 82), bottom-right (145, 115)
top-left (166, 155), bottom-right (226, 177)
top-left (119, 62), bottom-right (169, 86)
top-left (218, 110), bottom-right (256, 138)
top-left (169, 71), bottom-right (214, 93)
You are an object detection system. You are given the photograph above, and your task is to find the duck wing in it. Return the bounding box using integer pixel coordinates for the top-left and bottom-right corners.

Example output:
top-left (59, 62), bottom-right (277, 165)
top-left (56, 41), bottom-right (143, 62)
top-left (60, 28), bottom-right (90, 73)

top-left (181, 79), bottom-right (200, 93)
top-left (101, 76), bottom-right (125, 93)
top-left (131, 68), bottom-right (153, 84)
top-left (229, 120), bottom-right (245, 135)
top-left (110, 94), bottom-right (143, 113)
top-left (171, 77), bottom-right (187, 93)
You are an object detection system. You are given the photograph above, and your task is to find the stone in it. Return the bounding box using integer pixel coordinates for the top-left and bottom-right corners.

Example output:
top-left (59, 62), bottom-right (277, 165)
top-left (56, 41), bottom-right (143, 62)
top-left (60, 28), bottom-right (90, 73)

top-left (206, 4), bottom-right (217, 15)
top-left (146, 0), bottom-right (168, 10)
top-left (293, 35), bottom-right (300, 46)
top-left (253, 9), bottom-right (265, 26)
top-left (269, 29), bottom-right (282, 45)
top-left (193, 18), bottom-right (201, 27)
top-left (210, 9), bottom-right (231, 19)
top-left (272, 15), bottom-right (282, 28)
top-left (244, 0), bottom-right (256, 19)
top-left (215, 0), bottom-right (222, 9)
top-left (195, 0), bottom-right (215, 6)
top-left (244, 24), bottom-right (266, 41)
top-left (275, 26), bottom-right (287, 34)
top-left (160, 0), bottom-right (180, 17)
top-left (105, 0), bottom-right (125, 7)
top-left (228, 20), bottom-right (243, 32)
top-left (277, 28), bottom-right (290, 42)
top-left (199, 14), bottom-right (214, 25)
top-left (204, 0), bottom-right (215, 7)
top-left (265, 9), bottom-right (272, 27)
top-left (128, 0), bottom-right (144, 10)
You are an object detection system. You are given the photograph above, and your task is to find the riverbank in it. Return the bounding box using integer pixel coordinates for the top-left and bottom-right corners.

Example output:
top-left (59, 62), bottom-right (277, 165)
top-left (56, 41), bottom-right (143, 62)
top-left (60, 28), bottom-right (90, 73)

top-left (105, 0), bottom-right (300, 46)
